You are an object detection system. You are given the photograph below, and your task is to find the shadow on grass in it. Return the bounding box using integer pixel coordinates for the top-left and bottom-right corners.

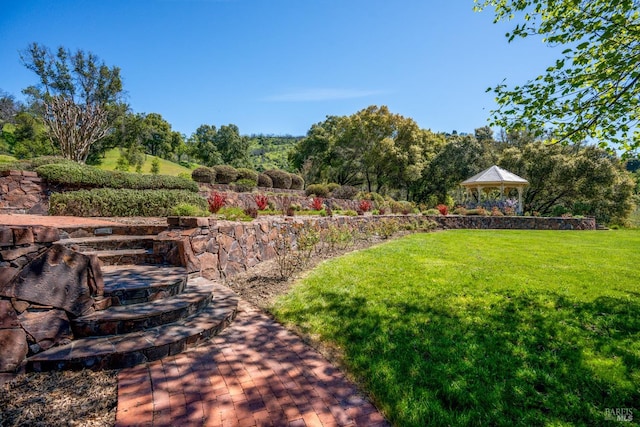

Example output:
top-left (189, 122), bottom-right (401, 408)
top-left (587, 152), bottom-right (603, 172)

top-left (277, 289), bottom-right (640, 426)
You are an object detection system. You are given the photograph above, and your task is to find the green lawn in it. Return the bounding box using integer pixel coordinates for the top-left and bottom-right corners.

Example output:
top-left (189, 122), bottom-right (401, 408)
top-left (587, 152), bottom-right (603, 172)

top-left (272, 230), bottom-right (640, 426)
top-left (96, 148), bottom-right (193, 176)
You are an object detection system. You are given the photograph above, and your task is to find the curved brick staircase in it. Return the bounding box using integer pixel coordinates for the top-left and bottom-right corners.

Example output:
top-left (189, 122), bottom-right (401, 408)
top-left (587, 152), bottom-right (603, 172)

top-left (25, 225), bottom-right (238, 372)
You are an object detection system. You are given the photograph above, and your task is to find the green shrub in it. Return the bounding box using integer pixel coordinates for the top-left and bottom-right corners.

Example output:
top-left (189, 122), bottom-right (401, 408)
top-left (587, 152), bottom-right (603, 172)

top-left (257, 173), bottom-right (273, 188)
top-left (424, 208), bottom-right (440, 215)
top-left (390, 200), bottom-right (415, 214)
top-left (290, 174), bottom-right (305, 190)
top-left (452, 206), bottom-right (467, 215)
top-left (234, 178), bottom-right (257, 192)
top-left (236, 168), bottom-right (259, 182)
top-left (216, 206), bottom-right (253, 222)
top-left (191, 166), bottom-right (216, 184)
top-left (171, 203), bottom-right (209, 217)
top-left (327, 183), bottom-right (341, 193)
top-left (212, 165), bottom-right (238, 184)
top-left (332, 185), bottom-right (359, 200)
top-left (29, 156), bottom-right (75, 168)
top-left (356, 191), bottom-right (385, 207)
top-left (305, 184), bottom-right (329, 197)
top-left (264, 169), bottom-right (292, 189)
top-left (36, 163), bottom-right (198, 192)
top-left (49, 189), bottom-right (207, 217)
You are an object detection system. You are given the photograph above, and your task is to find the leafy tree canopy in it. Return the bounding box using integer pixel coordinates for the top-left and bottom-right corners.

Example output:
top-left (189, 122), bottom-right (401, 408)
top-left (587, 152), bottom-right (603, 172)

top-left (475, 0), bottom-right (640, 153)
top-left (20, 43), bottom-right (124, 162)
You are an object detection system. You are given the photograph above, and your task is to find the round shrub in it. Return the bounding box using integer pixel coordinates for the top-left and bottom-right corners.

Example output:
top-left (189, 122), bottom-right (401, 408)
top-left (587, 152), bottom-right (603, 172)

top-left (236, 168), bottom-right (259, 182)
top-left (305, 184), bottom-right (329, 197)
top-left (257, 173), bottom-right (273, 188)
top-left (264, 169), bottom-right (292, 189)
top-left (327, 183), bottom-right (341, 193)
top-left (290, 174), bottom-right (304, 190)
top-left (191, 167), bottom-right (216, 184)
top-left (234, 178), bottom-right (257, 193)
top-left (331, 185), bottom-right (359, 200)
top-left (212, 165), bottom-right (238, 184)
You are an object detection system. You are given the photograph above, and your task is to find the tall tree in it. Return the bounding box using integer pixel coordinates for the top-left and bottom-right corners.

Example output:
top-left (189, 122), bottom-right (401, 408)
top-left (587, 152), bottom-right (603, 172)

top-left (214, 124), bottom-right (250, 167)
top-left (499, 142), bottom-right (635, 223)
top-left (0, 90), bottom-right (22, 126)
top-left (188, 124), bottom-right (222, 166)
top-left (20, 43), bottom-right (123, 162)
top-left (291, 106), bottom-right (442, 198)
top-left (475, 0), bottom-right (640, 153)
top-left (140, 113), bottom-right (172, 158)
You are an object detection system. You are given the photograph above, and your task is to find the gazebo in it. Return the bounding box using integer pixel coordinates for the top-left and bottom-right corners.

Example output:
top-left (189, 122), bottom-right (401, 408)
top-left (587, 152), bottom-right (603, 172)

top-left (460, 165), bottom-right (529, 214)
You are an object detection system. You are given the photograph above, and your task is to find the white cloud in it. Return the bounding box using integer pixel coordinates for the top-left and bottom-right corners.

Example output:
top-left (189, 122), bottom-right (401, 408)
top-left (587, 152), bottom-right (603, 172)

top-left (263, 88), bottom-right (386, 102)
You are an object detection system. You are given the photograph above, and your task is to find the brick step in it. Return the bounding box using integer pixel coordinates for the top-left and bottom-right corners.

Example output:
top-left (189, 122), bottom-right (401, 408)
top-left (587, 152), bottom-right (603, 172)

top-left (61, 235), bottom-right (158, 252)
top-left (102, 265), bottom-right (187, 306)
top-left (26, 282), bottom-right (238, 372)
top-left (71, 276), bottom-right (214, 337)
top-left (82, 248), bottom-right (165, 266)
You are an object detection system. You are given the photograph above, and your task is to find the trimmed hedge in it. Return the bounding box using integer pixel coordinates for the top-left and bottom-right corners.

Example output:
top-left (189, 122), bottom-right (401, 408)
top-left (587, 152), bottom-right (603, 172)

top-left (212, 165), bottom-right (238, 184)
top-left (236, 168), bottom-right (259, 182)
top-left (331, 185), bottom-right (359, 200)
top-left (36, 163), bottom-right (199, 192)
top-left (257, 173), bottom-right (273, 188)
top-left (49, 189), bottom-right (207, 217)
top-left (0, 156), bottom-right (76, 172)
top-left (191, 166), bottom-right (216, 184)
top-left (233, 178), bottom-right (257, 192)
top-left (290, 174), bottom-right (304, 190)
top-left (305, 184), bottom-right (329, 197)
top-left (264, 169), bottom-right (292, 189)
top-left (327, 183), bottom-right (341, 193)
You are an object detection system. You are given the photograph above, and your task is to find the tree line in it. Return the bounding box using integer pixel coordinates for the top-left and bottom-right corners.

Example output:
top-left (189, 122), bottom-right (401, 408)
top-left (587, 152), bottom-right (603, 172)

top-left (289, 106), bottom-right (636, 224)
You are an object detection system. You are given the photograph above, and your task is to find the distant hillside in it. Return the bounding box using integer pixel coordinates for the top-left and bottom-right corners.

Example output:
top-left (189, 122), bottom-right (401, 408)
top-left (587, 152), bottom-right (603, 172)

top-left (96, 148), bottom-right (194, 176)
top-left (248, 135), bottom-right (303, 172)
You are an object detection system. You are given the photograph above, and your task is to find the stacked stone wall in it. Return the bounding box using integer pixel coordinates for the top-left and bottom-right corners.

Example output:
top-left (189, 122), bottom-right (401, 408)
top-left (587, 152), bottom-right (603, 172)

top-left (0, 170), bottom-right (48, 214)
top-left (427, 215), bottom-right (596, 230)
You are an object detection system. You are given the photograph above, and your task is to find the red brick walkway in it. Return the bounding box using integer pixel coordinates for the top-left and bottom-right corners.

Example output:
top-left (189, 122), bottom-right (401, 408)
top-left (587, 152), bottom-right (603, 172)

top-left (116, 301), bottom-right (389, 427)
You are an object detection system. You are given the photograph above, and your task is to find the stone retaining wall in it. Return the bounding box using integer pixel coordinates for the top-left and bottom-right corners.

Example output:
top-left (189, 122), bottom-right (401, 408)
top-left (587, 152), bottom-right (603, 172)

top-left (427, 215), bottom-right (596, 230)
top-left (0, 170), bottom-right (48, 214)
top-left (164, 215), bottom-right (430, 278)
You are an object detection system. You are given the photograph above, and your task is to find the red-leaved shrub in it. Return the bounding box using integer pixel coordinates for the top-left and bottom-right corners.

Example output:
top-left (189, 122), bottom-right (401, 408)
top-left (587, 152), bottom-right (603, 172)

top-left (358, 200), bottom-right (372, 213)
top-left (255, 194), bottom-right (268, 210)
top-left (311, 197), bottom-right (324, 211)
top-left (208, 191), bottom-right (226, 213)
top-left (436, 204), bottom-right (448, 215)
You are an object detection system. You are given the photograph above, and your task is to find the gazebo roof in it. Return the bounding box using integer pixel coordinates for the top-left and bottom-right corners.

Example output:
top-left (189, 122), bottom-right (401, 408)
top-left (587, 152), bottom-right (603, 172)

top-left (461, 165), bottom-right (528, 187)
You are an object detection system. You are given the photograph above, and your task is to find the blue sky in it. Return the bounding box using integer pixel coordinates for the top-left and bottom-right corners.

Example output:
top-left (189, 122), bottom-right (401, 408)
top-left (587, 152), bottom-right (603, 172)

top-left (0, 0), bottom-right (559, 137)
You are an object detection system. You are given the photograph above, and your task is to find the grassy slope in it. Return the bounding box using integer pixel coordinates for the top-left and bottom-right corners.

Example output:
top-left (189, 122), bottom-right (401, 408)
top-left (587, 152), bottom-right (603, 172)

top-left (273, 230), bottom-right (640, 426)
top-left (95, 148), bottom-right (193, 176)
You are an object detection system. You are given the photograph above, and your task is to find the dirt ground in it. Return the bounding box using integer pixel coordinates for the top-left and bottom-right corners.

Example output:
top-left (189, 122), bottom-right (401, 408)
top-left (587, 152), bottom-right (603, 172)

top-left (0, 224), bottom-right (388, 427)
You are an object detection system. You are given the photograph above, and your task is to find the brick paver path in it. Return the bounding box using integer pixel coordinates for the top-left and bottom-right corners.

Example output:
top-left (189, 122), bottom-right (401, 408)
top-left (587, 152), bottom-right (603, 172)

top-left (116, 301), bottom-right (389, 427)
